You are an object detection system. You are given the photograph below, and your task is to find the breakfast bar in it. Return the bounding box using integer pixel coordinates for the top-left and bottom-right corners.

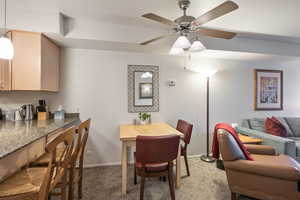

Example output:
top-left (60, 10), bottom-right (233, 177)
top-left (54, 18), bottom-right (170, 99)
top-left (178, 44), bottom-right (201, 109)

top-left (0, 116), bottom-right (80, 182)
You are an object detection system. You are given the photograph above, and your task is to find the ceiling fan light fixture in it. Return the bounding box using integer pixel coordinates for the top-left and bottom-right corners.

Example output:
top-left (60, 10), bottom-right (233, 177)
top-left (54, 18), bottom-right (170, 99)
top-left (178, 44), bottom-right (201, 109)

top-left (173, 36), bottom-right (191, 49)
top-left (190, 40), bottom-right (206, 52)
top-left (169, 47), bottom-right (184, 55)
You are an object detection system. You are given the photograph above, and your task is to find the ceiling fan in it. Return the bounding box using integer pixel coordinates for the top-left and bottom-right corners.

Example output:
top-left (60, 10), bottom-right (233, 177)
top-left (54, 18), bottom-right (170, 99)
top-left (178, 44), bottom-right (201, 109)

top-left (140, 0), bottom-right (239, 52)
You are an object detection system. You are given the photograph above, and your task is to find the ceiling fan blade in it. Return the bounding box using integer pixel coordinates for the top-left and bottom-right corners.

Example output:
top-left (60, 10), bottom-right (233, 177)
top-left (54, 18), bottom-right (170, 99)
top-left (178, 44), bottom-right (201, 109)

top-left (140, 34), bottom-right (174, 45)
top-left (142, 13), bottom-right (177, 27)
top-left (196, 27), bottom-right (237, 39)
top-left (192, 1), bottom-right (238, 26)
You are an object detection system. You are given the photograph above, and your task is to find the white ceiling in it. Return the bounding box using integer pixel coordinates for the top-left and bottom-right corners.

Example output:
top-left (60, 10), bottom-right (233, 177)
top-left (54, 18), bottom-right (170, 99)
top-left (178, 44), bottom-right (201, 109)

top-left (192, 50), bottom-right (299, 62)
top-left (9, 0), bottom-right (300, 39)
top-left (4, 0), bottom-right (300, 58)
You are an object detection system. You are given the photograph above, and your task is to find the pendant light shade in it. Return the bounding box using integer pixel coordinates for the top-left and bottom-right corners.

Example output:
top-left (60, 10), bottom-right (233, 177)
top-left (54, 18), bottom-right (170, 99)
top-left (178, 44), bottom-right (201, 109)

top-left (0, 0), bottom-right (14, 60)
top-left (173, 36), bottom-right (191, 49)
top-left (190, 40), bottom-right (206, 52)
top-left (0, 36), bottom-right (14, 59)
top-left (169, 47), bottom-right (184, 55)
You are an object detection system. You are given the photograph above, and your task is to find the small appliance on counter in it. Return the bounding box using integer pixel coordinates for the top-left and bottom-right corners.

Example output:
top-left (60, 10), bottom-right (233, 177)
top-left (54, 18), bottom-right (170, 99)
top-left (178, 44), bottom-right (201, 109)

top-left (5, 110), bottom-right (15, 121)
top-left (21, 104), bottom-right (34, 121)
top-left (14, 109), bottom-right (23, 121)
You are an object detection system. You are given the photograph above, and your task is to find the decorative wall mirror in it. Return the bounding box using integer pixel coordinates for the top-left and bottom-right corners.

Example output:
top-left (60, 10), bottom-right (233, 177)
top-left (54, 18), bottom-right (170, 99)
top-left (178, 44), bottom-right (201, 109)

top-left (128, 65), bottom-right (159, 112)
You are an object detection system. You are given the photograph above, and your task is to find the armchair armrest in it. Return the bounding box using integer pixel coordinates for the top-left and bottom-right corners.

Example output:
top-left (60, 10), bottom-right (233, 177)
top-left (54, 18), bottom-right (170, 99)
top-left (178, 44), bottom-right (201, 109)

top-left (245, 144), bottom-right (276, 156)
top-left (225, 157), bottom-right (300, 181)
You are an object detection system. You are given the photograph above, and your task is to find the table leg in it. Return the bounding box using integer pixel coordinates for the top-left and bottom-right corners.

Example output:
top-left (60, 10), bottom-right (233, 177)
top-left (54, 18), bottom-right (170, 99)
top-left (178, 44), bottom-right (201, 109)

top-left (121, 142), bottom-right (128, 195)
top-left (175, 144), bottom-right (181, 188)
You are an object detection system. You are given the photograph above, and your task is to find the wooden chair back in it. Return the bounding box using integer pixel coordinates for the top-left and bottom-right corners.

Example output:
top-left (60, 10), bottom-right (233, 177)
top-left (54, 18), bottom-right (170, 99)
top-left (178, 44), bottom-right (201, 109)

top-left (38, 126), bottom-right (75, 200)
top-left (176, 119), bottom-right (193, 145)
top-left (76, 119), bottom-right (91, 166)
top-left (136, 135), bottom-right (180, 164)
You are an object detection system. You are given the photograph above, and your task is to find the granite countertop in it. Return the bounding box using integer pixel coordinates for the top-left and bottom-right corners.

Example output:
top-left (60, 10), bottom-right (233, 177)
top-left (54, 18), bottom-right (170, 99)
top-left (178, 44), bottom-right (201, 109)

top-left (0, 117), bottom-right (80, 159)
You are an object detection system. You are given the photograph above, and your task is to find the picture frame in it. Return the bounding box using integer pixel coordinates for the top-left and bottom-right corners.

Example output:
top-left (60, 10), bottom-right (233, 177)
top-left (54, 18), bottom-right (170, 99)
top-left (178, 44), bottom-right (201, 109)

top-left (254, 69), bottom-right (283, 110)
top-left (128, 65), bottom-right (159, 113)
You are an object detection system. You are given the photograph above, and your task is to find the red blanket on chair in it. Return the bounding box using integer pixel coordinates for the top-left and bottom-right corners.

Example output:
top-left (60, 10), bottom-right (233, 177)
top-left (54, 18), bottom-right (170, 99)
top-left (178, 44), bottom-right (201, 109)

top-left (212, 123), bottom-right (254, 161)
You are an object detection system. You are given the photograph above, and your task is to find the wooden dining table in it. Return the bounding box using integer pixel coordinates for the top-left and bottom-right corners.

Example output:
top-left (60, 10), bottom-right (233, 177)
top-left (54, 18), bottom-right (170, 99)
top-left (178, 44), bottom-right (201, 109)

top-left (120, 122), bottom-right (184, 195)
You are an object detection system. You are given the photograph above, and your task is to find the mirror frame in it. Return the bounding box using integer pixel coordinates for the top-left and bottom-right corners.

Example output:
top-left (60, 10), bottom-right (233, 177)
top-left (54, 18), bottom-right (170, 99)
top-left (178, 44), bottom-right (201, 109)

top-left (128, 65), bottom-right (159, 113)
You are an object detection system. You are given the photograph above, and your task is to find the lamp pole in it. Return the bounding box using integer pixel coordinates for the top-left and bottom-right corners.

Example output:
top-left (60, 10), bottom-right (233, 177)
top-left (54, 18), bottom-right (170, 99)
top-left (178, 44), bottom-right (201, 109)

top-left (201, 76), bottom-right (215, 163)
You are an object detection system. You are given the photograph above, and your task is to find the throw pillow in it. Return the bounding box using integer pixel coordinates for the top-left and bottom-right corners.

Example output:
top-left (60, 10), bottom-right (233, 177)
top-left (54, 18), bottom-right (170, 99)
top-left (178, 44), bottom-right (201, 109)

top-left (249, 118), bottom-right (266, 132)
top-left (265, 117), bottom-right (287, 137)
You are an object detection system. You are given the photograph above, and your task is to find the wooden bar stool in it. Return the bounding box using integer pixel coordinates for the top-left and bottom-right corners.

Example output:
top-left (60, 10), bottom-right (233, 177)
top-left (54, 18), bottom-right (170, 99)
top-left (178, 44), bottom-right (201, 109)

top-left (0, 126), bottom-right (75, 200)
top-left (30, 119), bottom-right (91, 200)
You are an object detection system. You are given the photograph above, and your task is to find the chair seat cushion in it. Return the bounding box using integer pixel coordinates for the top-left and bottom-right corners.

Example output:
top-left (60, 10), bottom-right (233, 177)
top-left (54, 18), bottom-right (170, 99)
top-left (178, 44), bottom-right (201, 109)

top-left (0, 167), bottom-right (47, 198)
top-left (226, 154), bottom-right (300, 181)
top-left (135, 161), bottom-right (168, 172)
top-left (134, 152), bottom-right (168, 172)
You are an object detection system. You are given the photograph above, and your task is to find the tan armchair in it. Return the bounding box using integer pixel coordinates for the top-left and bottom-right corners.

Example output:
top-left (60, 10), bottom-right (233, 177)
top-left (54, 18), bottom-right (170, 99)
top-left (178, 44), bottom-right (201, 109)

top-left (217, 129), bottom-right (300, 200)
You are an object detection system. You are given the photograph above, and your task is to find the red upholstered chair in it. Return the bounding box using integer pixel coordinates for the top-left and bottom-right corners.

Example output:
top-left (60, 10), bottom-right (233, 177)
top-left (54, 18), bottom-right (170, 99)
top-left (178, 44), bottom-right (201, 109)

top-left (176, 119), bottom-right (193, 176)
top-left (134, 135), bottom-right (180, 200)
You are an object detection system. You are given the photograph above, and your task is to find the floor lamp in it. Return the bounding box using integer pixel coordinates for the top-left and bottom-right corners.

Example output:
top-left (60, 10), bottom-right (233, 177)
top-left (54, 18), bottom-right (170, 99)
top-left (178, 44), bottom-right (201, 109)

top-left (200, 70), bottom-right (218, 163)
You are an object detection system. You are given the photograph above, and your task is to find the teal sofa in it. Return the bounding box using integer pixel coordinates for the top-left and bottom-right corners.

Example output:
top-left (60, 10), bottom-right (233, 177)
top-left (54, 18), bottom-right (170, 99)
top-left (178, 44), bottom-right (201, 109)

top-left (236, 117), bottom-right (300, 162)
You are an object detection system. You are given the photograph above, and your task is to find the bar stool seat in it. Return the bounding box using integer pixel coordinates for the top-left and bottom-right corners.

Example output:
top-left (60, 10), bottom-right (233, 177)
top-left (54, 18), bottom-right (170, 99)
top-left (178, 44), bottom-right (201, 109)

top-left (32, 147), bottom-right (65, 166)
top-left (0, 167), bottom-right (47, 199)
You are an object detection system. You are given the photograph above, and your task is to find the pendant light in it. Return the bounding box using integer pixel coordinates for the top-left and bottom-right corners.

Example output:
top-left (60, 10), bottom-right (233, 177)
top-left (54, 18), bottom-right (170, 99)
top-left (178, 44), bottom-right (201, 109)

top-left (0, 0), bottom-right (14, 60)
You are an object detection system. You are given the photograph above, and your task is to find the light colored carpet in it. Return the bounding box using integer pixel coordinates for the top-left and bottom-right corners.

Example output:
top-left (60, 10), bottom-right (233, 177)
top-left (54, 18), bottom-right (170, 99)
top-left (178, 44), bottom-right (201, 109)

top-left (70, 158), bottom-right (254, 200)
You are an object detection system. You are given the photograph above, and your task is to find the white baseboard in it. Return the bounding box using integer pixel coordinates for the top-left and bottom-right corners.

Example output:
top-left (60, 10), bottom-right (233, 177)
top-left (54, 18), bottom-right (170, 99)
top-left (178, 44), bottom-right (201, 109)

top-left (83, 154), bottom-right (202, 168)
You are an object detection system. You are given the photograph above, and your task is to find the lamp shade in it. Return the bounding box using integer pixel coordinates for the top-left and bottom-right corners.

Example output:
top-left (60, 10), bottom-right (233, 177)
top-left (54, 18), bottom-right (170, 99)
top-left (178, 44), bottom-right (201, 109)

top-left (199, 69), bottom-right (218, 78)
top-left (189, 68), bottom-right (218, 78)
top-left (173, 36), bottom-right (191, 49)
top-left (190, 40), bottom-right (206, 52)
top-left (0, 36), bottom-right (14, 60)
top-left (169, 47), bottom-right (184, 55)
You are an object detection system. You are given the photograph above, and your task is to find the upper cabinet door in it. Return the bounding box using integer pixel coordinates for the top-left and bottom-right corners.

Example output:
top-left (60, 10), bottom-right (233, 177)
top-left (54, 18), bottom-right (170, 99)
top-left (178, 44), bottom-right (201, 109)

top-left (9, 30), bottom-right (60, 91)
top-left (11, 31), bottom-right (41, 90)
top-left (0, 59), bottom-right (11, 91)
top-left (41, 36), bottom-right (60, 91)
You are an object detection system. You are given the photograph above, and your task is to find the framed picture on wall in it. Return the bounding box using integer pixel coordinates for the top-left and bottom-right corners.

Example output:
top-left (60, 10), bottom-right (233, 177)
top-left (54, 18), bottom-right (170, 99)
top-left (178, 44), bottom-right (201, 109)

top-left (254, 69), bottom-right (283, 110)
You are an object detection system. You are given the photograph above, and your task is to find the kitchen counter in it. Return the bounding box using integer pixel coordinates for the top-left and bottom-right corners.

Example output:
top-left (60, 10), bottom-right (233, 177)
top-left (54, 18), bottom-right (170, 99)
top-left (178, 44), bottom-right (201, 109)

top-left (0, 116), bottom-right (80, 159)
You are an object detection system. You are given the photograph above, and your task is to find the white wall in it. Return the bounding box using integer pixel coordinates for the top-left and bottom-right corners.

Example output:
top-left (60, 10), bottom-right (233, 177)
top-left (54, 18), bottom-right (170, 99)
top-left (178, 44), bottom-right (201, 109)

top-left (1, 48), bottom-right (300, 166)
top-left (51, 48), bottom-right (300, 166)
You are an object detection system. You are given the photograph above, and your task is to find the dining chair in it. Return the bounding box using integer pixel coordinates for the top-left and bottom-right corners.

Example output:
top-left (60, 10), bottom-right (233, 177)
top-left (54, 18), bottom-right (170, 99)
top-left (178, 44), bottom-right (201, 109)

top-left (134, 135), bottom-right (180, 200)
top-left (176, 119), bottom-right (193, 176)
top-left (31, 119), bottom-right (91, 200)
top-left (0, 126), bottom-right (75, 200)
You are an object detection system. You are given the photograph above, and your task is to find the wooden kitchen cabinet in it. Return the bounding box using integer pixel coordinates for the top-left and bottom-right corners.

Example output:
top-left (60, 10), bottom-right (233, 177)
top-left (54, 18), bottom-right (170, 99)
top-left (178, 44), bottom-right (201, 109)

top-left (10, 30), bottom-right (60, 91)
top-left (0, 59), bottom-right (11, 91)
